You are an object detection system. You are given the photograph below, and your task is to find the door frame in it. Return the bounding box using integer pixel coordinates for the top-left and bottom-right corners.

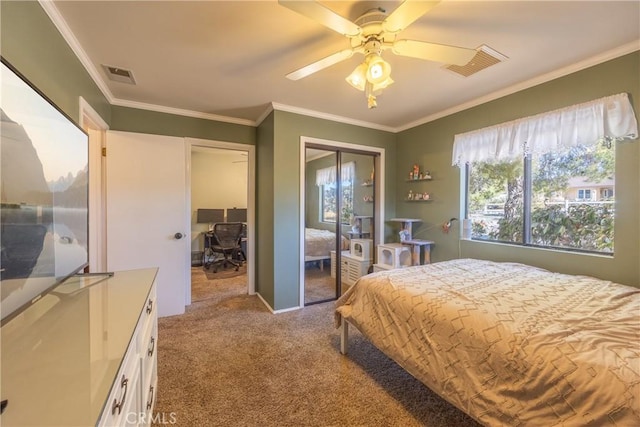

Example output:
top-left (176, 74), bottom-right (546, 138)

top-left (79, 97), bottom-right (109, 273)
top-left (186, 138), bottom-right (256, 303)
top-left (299, 136), bottom-right (385, 307)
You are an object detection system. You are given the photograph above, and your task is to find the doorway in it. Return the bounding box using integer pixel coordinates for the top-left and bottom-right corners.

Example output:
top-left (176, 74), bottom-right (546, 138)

top-left (300, 138), bottom-right (384, 306)
top-left (187, 138), bottom-right (255, 304)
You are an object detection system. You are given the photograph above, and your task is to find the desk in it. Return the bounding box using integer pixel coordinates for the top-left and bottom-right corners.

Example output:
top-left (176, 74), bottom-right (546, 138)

top-left (401, 239), bottom-right (434, 265)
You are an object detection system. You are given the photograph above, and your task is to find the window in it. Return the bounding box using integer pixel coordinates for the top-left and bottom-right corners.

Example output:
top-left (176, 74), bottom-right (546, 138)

top-left (467, 142), bottom-right (615, 253)
top-left (577, 189), bottom-right (592, 201)
top-left (321, 181), bottom-right (353, 224)
top-left (455, 93), bottom-right (636, 255)
top-left (316, 162), bottom-right (355, 224)
top-left (601, 188), bottom-right (614, 199)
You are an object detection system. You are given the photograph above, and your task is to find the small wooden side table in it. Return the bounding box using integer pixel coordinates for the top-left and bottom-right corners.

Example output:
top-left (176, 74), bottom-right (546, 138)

top-left (402, 239), bottom-right (435, 265)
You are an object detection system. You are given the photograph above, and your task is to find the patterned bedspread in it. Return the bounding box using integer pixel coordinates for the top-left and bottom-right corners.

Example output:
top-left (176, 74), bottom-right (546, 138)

top-left (335, 258), bottom-right (640, 426)
top-left (305, 227), bottom-right (348, 258)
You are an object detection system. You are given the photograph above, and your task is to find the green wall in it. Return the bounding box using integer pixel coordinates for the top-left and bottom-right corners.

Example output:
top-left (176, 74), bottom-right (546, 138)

top-left (256, 112), bottom-right (275, 304)
top-left (260, 111), bottom-right (396, 310)
top-left (111, 106), bottom-right (255, 144)
top-left (1, 1), bottom-right (111, 126)
top-left (397, 52), bottom-right (640, 287)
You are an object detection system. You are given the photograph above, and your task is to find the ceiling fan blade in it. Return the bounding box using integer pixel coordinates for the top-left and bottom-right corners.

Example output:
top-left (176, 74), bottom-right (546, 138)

top-left (392, 39), bottom-right (476, 65)
top-left (382, 1), bottom-right (441, 33)
top-left (278, 0), bottom-right (361, 37)
top-left (286, 49), bottom-right (355, 81)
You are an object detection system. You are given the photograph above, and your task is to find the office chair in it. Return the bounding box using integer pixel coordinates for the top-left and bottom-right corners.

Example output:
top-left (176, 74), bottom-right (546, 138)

top-left (209, 222), bottom-right (244, 273)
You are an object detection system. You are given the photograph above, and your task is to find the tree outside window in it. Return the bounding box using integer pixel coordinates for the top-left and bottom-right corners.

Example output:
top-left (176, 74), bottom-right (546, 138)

top-left (468, 142), bottom-right (615, 253)
top-left (321, 181), bottom-right (353, 224)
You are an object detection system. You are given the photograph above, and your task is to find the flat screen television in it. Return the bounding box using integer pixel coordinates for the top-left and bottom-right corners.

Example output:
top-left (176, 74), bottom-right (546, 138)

top-left (1, 58), bottom-right (89, 326)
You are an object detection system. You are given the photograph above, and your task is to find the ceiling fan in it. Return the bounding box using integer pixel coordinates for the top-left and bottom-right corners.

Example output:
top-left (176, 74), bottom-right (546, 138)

top-left (279, 0), bottom-right (477, 108)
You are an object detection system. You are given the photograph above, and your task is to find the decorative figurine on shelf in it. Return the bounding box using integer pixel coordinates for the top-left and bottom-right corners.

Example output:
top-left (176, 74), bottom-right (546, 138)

top-left (423, 192), bottom-right (430, 200)
top-left (415, 193), bottom-right (423, 200)
top-left (424, 170), bottom-right (432, 179)
top-left (409, 171), bottom-right (413, 180)
top-left (408, 190), bottom-right (413, 200)
top-left (413, 164), bottom-right (420, 179)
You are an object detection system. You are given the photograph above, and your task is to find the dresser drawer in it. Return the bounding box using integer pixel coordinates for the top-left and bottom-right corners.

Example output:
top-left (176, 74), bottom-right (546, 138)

top-left (97, 342), bottom-right (141, 427)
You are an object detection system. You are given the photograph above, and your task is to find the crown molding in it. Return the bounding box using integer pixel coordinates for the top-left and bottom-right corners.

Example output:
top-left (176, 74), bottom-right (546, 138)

top-left (40, 0), bottom-right (256, 128)
top-left (38, 0), bottom-right (115, 104)
top-left (397, 41), bottom-right (640, 132)
top-left (270, 102), bottom-right (396, 133)
top-left (110, 98), bottom-right (256, 127)
top-left (255, 104), bottom-right (275, 127)
top-left (40, 0), bottom-right (638, 134)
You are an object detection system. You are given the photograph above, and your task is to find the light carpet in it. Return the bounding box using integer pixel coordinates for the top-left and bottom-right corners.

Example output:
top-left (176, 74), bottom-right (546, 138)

top-left (152, 268), bottom-right (480, 426)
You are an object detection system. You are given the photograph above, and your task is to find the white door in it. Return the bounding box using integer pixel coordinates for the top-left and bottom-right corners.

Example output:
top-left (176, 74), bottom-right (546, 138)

top-left (106, 131), bottom-right (188, 317)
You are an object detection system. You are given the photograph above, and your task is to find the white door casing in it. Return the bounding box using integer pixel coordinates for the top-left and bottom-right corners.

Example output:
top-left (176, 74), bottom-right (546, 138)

top-left (106, 131), bottom-right (189, 317)
top-left (79, 97), bottom-right (108, 273)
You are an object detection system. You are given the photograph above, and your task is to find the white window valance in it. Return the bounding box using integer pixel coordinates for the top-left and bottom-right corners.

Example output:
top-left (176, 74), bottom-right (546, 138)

top-left (452, 93), bottom-right (638, 166)
top-left (316, 162), bottom-right (355, 186)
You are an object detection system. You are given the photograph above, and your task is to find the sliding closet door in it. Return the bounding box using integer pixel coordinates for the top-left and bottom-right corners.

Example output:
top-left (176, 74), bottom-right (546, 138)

top-left (303, 146), bottom-right (378, 305)
top-left (304, 148), bottom-right (338, 305)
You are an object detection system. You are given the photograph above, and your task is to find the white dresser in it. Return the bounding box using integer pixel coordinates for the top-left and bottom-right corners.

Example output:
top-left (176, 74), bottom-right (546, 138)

top-left (0, 268), bottom-right (158, 427)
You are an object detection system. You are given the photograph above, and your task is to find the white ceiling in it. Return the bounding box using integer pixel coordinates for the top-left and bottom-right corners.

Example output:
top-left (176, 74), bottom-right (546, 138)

top-left (49, 1), bottom-right (639, 132)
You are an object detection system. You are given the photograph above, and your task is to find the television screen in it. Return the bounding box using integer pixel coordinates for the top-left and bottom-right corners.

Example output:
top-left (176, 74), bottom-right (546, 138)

top-left (226, 208), bottom-right (247, 223)
top-left (196, 208), bottom-right (224, 224)
top-left (1, 58), bottom-right (89, 325)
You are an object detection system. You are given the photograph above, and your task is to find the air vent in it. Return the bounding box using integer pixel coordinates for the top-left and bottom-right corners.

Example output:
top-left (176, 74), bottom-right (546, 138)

top-left (102, 65), bottom-right (136, 85)
top-left (445, 45), bottom-right (507, 77)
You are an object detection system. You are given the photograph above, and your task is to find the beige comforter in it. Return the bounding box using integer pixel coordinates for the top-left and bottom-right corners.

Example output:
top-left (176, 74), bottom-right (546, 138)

top-left (336, 258), bottom-right (640, 426)
top-left (305, 227), bottom-right (348, 258)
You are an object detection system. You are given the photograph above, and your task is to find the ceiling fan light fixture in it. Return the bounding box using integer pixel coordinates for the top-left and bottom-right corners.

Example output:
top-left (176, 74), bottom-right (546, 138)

top-left (365, 54), bottom-right (391, 84)
top-left (345, 62), bottom-right (368, 91)
top-left (373, 76), bottom-right (394, 91)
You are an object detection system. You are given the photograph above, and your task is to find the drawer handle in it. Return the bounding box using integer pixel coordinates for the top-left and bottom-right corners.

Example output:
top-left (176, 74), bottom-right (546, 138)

top-left (111, 375), bottom-right (129, 415)
top-left (147, 336), bottom-right (156, 357)
top-left (146, 385), bottom-right (155, 410)
top-left (146, 299), bottom-right (154, 314)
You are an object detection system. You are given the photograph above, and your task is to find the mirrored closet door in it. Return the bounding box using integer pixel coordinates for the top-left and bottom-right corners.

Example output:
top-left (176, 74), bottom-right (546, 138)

top-left (303, 145), bottom-right (378, 305)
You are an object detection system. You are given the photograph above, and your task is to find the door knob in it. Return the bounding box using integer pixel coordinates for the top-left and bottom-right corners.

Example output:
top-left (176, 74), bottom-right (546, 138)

top-left (174, 232), bottom-right (184, 240)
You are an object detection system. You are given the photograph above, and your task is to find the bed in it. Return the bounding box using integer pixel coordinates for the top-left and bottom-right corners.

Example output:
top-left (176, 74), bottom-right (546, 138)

top-left (305, 227), bottom-right (349, 270)
top-left (335, 258), bottom-right (640, 426)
